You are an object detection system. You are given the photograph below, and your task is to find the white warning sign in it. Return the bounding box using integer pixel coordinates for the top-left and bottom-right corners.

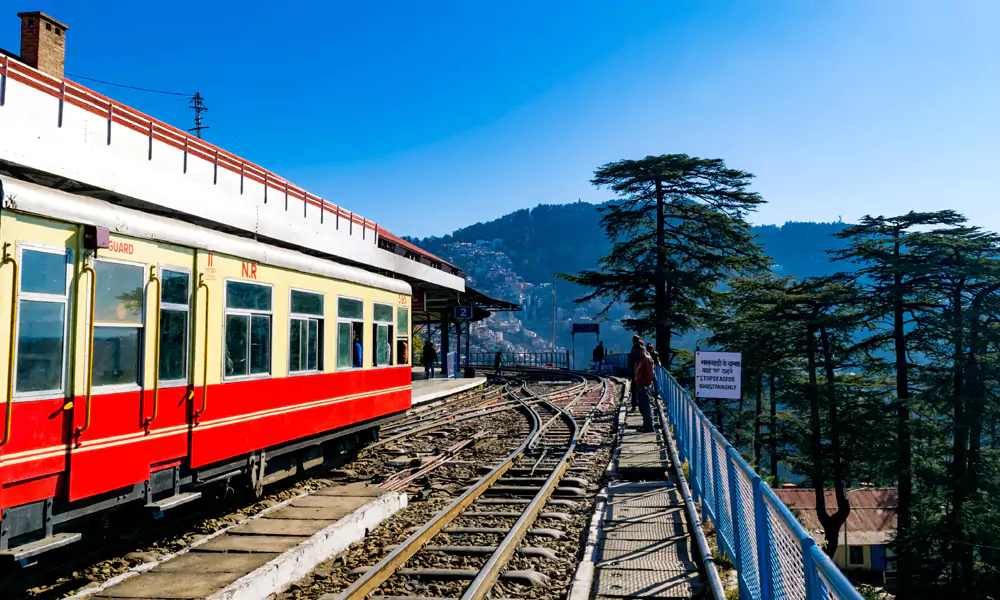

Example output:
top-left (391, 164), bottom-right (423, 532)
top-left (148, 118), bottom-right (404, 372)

top-left (695, 351), bottom-right (742, 399)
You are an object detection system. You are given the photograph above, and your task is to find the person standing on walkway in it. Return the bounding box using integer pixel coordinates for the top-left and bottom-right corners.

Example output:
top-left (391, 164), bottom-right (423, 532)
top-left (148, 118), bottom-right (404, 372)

top-left (646, 342), bottom-right (661, 399)
top-left (494, 350), bottom-right (503, 379)
top-left (646, 343), bottom-right (660, 367)
top-left (627, 335), bottom-right (644, 408)
top-left (592, 341), bottom-right (605, 374)
top-left (422, 343), bottom-right (438, 379)
top-left (633, 344), bottom-right (656, 432)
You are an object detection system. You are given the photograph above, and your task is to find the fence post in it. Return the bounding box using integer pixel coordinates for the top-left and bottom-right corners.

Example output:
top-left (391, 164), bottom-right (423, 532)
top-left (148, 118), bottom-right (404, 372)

top-left (689, 399), bottom-right (699, 502)
top-left (801, 536), bottom-right (822, 600)
top-left (727, 447), bottom-right (748, 600)
top-left (710, 434), bottom-right (723, 547)
top-left (699, 416), bottom-right (709, 511)
top-left (753, 476), bottom-right (774, 600)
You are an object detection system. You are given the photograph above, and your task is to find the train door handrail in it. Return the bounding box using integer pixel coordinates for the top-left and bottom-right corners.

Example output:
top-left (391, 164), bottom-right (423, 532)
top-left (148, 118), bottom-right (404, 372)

top-left (194, 273), bottom-right (209, 419)
top-left (76, 264), bottom-right (97, 438)
top-left (144, 266), bottom-right (161, 427)
top-left (2, 243), bottom-right (18, 446)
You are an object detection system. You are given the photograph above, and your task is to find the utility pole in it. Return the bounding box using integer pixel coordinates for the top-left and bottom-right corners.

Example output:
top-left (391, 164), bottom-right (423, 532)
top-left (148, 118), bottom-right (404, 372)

top-left (189, 93), bottom-right (209, 138)
top-left (551, 273), bottom-right (556, 351)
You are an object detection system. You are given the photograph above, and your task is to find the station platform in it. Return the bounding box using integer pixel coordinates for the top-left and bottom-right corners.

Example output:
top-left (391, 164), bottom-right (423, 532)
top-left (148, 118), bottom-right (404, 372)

top-left (80, 483), bottom-right (405, 600)
top-left (576, 393), bottom-right (704, 600)
top-left (410, 368), bottom-right (488, 406)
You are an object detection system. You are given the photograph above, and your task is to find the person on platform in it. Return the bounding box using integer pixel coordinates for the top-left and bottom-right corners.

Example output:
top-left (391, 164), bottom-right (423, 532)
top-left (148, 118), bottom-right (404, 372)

top-left (632, 343), bottom-right (656, 432)
top-left (422, 343), bottom-right (438, 379)
top-left (494, 350), bottom-right (503, 379)
top-left (353, 331), bottom-right (363, 368)
top-left (627, 335), bottom-right (644, 408)
top-left (646, 343), bottom-right (660, 366)
top-left (646, 342), bottom-right (661, 399)
top-left (592, 341), bottom-right (605, 374)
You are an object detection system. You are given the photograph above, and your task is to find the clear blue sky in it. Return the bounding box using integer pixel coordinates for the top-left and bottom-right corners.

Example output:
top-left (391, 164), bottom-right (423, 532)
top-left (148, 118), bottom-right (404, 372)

top-left (5, 1), bottom-right (998, 238)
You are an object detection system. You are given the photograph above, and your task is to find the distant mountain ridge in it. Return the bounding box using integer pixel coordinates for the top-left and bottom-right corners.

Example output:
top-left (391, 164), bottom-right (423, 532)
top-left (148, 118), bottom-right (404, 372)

top-left (411, 202), bottom-right (851, 284)
top-left (407, 202), bottom-right (851, 355)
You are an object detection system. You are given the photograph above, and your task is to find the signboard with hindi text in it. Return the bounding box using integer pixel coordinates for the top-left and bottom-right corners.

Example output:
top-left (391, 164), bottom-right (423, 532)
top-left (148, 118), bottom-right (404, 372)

top-left (695, 351), bottom-right (742, 399)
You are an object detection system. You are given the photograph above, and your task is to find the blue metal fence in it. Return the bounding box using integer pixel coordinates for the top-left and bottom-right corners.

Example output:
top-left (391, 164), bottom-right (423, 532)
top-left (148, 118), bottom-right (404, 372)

top-left (605, 353), bottom-right (863, 600)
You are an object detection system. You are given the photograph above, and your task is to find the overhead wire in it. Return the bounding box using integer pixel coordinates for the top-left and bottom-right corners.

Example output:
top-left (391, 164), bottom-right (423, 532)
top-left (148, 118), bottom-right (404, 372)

top-left (65, 73), bottom-right (191, 97)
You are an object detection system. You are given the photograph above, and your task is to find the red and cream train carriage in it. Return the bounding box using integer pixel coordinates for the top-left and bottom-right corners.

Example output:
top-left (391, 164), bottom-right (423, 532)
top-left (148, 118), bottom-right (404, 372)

top-left (0, 178), bottom-right (414, 560)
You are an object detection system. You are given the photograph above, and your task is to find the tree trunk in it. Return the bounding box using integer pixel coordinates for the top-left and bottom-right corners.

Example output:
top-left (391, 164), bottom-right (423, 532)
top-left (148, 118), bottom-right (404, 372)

top-left (754, 370), bottom-right (763, 470)
top-left (819, 324), bottom-right (850, 558)
top-left (654, 179), bottom-right (670, 365)
top-left (770, 370), bottom-right (779, 482)
top-left (961, 283), bottom-right (999, 586)
top-left (892, 238), bottom-right (914, 598)
top-left (805, 322), bottom-right (833, 556)
top-left (948, 279), bottom-right (969, 588)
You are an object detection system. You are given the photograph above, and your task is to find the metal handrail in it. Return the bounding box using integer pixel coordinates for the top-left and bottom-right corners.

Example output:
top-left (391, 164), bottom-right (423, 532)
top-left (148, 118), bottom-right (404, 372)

top-left (654, 364), bottom-right (864, 600)
top-left (144, 266), bottom-right (161, 427)
top-left (2, 243), bottom-right (18, 446)
top-left (194, 273), bottom-right (209, 418)
top-left (652, 377), bottom-right (727, 599)
top-left (76, 264), bottom-right (97, 438)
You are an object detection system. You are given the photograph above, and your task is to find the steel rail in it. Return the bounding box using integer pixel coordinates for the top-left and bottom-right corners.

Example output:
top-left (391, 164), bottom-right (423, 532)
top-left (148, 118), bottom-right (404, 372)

top-left (369, 378), bottom-right (585, 451)
top-left (337, 384), bottom-right (542, 600)
top-left (379, 387), bottom-right (512, 437)
top-left (459, 386), bottom-right (585, 600)
top-left (385, 385), bottom-right (507, 430)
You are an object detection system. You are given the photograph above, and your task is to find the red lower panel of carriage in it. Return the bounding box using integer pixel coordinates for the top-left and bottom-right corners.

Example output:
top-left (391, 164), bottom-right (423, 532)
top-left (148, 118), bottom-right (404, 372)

top-left (0, 367), bottom-right (410, 509)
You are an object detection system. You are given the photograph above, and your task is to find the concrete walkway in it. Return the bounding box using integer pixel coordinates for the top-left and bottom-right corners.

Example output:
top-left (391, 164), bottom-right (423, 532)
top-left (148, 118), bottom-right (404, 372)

top-left (84, 483), bottom-right (405, 600)
top-left (588, 396), bottom-right (704, 599)
top-left (411, 371), bottom-right (487, 406)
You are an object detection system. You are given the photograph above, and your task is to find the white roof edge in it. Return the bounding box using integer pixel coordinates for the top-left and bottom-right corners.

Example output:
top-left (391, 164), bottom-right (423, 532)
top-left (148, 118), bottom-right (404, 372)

top-left (0, 178), bottom-right (412, 296)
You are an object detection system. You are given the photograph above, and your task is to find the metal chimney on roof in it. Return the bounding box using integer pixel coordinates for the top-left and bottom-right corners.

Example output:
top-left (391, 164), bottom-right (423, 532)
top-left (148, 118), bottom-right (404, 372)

top-left (18, 11), bottom-right (68, 78)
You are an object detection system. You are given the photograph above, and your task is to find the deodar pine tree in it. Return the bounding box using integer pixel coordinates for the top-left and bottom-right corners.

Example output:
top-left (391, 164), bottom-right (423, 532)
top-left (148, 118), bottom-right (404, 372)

top-left (566, 154), bottom-right (766, 366)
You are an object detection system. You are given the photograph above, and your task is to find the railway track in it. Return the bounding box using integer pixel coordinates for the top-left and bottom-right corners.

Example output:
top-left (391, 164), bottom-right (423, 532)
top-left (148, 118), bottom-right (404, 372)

top-left (7, 373), bottom-right (598, 600)
top-left (299, 372), bottom-right (616, 600)
top-left (0, 371), bottom-right (618, 600)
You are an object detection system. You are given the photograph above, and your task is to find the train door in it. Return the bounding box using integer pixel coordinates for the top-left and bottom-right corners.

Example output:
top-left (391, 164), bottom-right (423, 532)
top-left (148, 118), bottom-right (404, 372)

top-left (68, 239), bottom-right (193, 501)
top-left (0, 214), bottom-right (77, 522)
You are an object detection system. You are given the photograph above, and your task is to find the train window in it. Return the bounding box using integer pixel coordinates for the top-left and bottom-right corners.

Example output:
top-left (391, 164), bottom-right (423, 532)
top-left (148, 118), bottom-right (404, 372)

top-left (396, 307), bottom-right (409, 366)
top-left (337, 297), bottom-right (364, 369)
top-left (372, 302), bottom-right (393, 367)
top-left (289, 290), bottom-right (323, 373)
top-left (159, 269), bottom-right (190, 383)
top-left (225, 281), bottom-right (272, 378)
top-left (92, 260), bottom-right (145, 388)
top-left (14, 248), bottom-right (71, 395)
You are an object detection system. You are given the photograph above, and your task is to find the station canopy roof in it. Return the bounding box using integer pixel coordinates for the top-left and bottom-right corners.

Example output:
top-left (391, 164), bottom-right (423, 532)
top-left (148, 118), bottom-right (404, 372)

top-left (411, 281), bottom-right (520, 326)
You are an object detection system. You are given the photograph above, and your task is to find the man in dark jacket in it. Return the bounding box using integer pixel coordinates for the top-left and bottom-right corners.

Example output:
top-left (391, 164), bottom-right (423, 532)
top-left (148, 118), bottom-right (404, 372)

top-left (627, 336), bottom-right (644, 408)
top-left (494, 350), bottom-right (503, 379)
top-left (592, 341), bottom-right (605, 374)
top-left (422, 344), bottom-right (438, 379)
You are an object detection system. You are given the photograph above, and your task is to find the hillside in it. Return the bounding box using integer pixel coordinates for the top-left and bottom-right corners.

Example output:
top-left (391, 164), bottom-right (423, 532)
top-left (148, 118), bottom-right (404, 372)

top-left (409, 202), bottom-right (851, 358)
